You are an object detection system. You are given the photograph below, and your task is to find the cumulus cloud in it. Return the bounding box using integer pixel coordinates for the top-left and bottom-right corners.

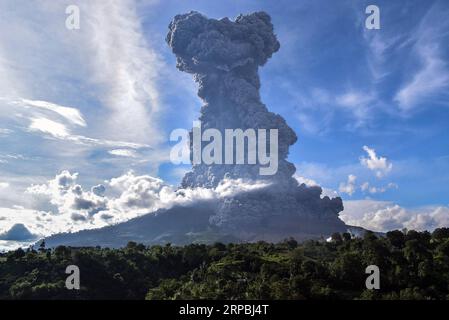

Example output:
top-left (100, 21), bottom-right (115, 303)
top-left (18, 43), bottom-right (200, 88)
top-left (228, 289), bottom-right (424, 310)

top-left (91, 184), bottom-right (106, 197)
top-left (107, 171), bottom-right (271, 216)
top-left (27, 170), bottom-right (108, 221)
top-left (0, 207), bottom-right (69, 251)
top-left (25, 170), bottom-right (271, 229)
top-left (360, 145), bottom-right (392, 178)
top-left (0, 182), bottom-right (9, 189)
top-left (341, 200), bottom-right (449, 232)
top-left (339, 174), bottom-right (357, 196)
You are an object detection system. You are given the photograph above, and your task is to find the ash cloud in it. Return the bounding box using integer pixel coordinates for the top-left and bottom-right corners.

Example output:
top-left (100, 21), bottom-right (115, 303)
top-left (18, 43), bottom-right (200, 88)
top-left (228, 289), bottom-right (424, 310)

top-left (167, 11), bottom-right (297, 187)
top-left (166, 11), bottom-right (346, 235)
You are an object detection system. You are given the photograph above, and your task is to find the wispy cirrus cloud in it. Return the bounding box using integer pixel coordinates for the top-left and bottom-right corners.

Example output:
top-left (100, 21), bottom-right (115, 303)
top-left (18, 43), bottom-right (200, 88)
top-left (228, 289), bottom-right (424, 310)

top-left (108, 149), bottom-right (139, 158)
top-left (335, 90), bottom-right (376, 125)
top-left (0, 128), bottom-right (12, 136)
top-left (27, 116), bottom-right (149, 149)
top-left (365, 1), bottom-right (449, 112)
top-left (78, 0), bottom-right (164, 144)
top-left (0, 0), bottom-right (168, 189)
top-left (1, 96), bottom-right (86, 138)
top-left (394, 45), bottom-right (449, 111)
top-left (1, 97), bottom-right (150, 149)
top-left (28, 118), bottom-right (70, 138)
top-left (16, 99), bottom-right (86, 127)
top-left (288, 86), bottom-right (375, 135)
top-left (393, 2), bottom-right (449, 111)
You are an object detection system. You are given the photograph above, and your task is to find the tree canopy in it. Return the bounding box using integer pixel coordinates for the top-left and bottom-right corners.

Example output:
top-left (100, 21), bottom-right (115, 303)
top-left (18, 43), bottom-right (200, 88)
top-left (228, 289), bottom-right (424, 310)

top-left (1, 228), bottom-right (449, 300)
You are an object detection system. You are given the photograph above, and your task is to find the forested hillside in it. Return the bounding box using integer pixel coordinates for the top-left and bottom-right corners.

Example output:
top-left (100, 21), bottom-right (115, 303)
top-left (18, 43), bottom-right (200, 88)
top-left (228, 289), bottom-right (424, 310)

top-left (1, 229), bottom-right (449, 300)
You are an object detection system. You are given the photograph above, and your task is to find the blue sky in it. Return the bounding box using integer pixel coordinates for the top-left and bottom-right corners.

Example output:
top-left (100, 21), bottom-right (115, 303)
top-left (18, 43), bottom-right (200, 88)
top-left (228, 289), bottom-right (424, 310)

top-left (0, 0), bottom-right (448, 248)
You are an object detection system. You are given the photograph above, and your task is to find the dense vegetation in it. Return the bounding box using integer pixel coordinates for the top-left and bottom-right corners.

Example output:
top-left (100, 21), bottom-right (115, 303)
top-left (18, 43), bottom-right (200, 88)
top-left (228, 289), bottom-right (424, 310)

top-left (1, 228), bottom-right (449, 300)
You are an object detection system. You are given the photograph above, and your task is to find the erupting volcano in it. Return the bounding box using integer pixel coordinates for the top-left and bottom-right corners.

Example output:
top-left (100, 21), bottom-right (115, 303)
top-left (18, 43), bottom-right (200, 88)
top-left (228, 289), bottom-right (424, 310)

top-left (166, 11), bottom-right (347, 239)
top-left (43, 11), bottom-right (352, 248)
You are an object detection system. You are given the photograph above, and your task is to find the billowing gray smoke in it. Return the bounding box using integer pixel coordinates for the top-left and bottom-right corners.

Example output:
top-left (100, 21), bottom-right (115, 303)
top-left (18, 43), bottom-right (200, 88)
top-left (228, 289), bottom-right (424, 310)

top-left (167, 11), bottom-right (347, 238)
top-left (167, 11), bottom-right (296, 187)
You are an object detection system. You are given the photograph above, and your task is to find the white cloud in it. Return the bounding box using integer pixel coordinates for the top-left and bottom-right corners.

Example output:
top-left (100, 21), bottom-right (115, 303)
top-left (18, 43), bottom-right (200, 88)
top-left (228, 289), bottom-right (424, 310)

top-left (363, 31), bottom-right (397, 81)
top-left (360, 181), bottom-right (398, 194)
top-left (0, 1), bottom-right (165, 145)
top-left (335, 90), bottom-right (375, 123)
top-left (0, 154), bottom-right (27, 163)
top-left (285, 85), bottom-right (376, 134)
top-left (169, 167), bottom-right (190, 181)
top-left (2, 166), bottom-right (445, 250)
top-left (341, 200), bottom-right (449, 232)
top-left (0, 128), bottom-right (12, 136)
top-left (0, 1), bottom-right (169, 191)
top-left (0, 182), bottom-right (9, 189)
top-left (294, 174), bottom-right (339, 198)
top-left (366, 186), bottom-right (384, 194)
top-left (0, 207), bottom-right (56, 240)
top-left (25, 114), bottom-right (149, 150)
top-left (360, 145), bottom-right (392, 178)
top-left (29, 117), bottom-right (70, 138)
top-left (360, 181), bottom-right (369, 192)
top-left (336, 91), bottom-right (372, 109)
top-left (23, 170), bottom-right (271, 236)
top-left (13, 98), bottom-right (86, 127)
top-left (295, 175), bottom-right (320, 188)
top-left (106, 171), bottom-right (270, 216)
top-left (79, 0), bottom-right (163, 145)
top-left (27, 170), bottom-right (108, 220)
top-left (1, 97), bottom-right (86, 138)
top-left (339, 174), bottom-right (357, 196)
top-left (395, 46), bottom-right (449, 110)
top-left (108, 149), bottom-right (138, 158)
top-left (394, 3), bottom-right (449, 111)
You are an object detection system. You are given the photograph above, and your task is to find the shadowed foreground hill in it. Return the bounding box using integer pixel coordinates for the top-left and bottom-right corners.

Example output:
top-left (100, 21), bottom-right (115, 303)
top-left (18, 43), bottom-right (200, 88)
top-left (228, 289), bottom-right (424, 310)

top-left (1, 229), bottom-right (449, 300)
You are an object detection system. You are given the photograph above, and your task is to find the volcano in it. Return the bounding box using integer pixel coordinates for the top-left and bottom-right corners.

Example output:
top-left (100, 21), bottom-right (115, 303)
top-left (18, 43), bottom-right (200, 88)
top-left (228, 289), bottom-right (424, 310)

top-left (43, 11), bottom-right (352, 248)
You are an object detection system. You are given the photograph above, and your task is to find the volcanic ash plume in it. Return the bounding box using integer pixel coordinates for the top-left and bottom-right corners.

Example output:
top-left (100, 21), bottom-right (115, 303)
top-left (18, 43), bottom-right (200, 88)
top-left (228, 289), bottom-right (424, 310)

top-left (167, 11), bottom-right (346, 238)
